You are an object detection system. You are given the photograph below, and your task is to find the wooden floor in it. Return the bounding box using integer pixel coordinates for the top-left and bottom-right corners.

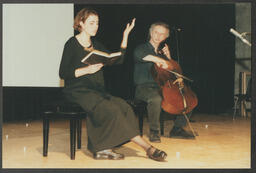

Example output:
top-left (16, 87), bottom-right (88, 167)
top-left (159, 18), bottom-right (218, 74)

top-left (2, 113), bottom-right (251, 169)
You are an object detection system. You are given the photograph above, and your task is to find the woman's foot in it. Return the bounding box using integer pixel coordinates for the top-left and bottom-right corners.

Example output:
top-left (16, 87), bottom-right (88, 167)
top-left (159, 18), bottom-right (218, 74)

top-left (93, 149), bottom-right (125, 160)
top-left (146, 146), bottom-right (167, 162)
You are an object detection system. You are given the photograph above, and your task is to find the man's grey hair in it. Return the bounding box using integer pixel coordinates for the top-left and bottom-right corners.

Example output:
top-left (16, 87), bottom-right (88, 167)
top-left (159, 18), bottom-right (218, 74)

top-left (148, 22), bottom-right (170, 39)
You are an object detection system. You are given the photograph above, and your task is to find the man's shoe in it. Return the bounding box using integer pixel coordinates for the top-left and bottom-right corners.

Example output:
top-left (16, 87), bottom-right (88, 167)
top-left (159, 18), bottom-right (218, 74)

top-left (93, 149), bottom-right (125, 160)
top-left (187, 130), bottom-right (199, 136)
top-left (169, 127), bottom-right (195, 139)
top-left (149, 130), bottom-right (161, 143)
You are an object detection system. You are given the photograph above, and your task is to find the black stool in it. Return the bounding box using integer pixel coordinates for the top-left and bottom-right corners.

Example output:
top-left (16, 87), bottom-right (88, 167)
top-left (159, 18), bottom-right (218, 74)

top-left (127, 99), bottom-right (168, 136)
top-left (126, 99), bottom-right (147, 136)
top-left (233, 93), bottom-right (251, 119)
top-left (160, 111), bottom-right (175, 136)
top-left (42, 99), bottom-right (87, 160)
top-left (127, 99), bottom-right (184, 136)
top-left (233, 78), bottom-right (251, 119)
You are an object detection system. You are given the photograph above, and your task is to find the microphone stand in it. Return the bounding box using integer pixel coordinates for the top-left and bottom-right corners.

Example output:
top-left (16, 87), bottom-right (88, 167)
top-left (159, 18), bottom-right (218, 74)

top-left (240, 32), bottom-right (251, 47)
top-left (174, 29), bottom-right (180, 64)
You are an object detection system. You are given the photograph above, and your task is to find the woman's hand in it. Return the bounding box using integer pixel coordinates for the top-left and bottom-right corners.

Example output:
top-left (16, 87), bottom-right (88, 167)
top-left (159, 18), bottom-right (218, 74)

top-left (75, 63), bottom-right (103, 77)
top-left (86, 63), bottom-right (104, 74)
top-left (120, 18), bottom-right (136, 49)
top-left (123, 18), bottom-right (136, 37)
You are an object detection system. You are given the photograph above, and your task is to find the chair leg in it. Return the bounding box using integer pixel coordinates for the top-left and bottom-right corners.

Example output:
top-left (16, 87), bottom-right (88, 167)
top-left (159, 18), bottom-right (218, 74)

top-left (70, 119), bottom-right (76, 160)
top-left (77, 119), bottom-right (82, 149)
top-left (233, 97), bottom-right (239, 120)
top-left (160, 115), bottom-right (164, 136)
top-left (242, 100), bottom-right (248, 118)
top-left (138, 113), bottom-right (144, 136)
top-left (43, 117), bottom-right (49, 157)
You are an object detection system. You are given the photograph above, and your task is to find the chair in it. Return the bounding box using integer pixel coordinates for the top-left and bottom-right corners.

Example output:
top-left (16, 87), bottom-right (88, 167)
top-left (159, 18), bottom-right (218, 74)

top-left (233, 78), bottom-right (251, 119)
top-left (126, 99), bottom-right (147, 136)
top-left (159, 111), bottom-right (178, 136)
top-left (42, 97), bottom-right (87, 160)
top-left (127, 85), bottom-right (180, 136)
top-left (127, 99), bottom-right (172, 136)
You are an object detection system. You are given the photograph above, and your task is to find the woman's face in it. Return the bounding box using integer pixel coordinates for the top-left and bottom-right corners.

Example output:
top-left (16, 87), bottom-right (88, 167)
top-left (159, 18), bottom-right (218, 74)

top-left (80, 14), bottom-right (99, 36)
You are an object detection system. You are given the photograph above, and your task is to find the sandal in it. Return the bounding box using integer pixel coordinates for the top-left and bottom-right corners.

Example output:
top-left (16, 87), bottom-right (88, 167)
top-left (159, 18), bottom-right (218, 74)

top-left (93, 149), bottom-right (125, 160)
top-left (146, 146), bottom-right (167, 162)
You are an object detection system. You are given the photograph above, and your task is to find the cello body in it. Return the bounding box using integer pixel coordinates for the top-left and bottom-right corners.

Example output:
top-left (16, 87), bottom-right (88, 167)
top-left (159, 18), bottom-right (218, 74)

top-left (151, 58), bottom-right (198, 115)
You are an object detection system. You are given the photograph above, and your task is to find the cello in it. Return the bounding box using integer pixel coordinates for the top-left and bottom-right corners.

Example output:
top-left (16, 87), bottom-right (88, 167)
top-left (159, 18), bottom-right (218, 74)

top-left (151, 58), bottom-right (198, 115)
top-left (151, 45), bottom-right (198, 136)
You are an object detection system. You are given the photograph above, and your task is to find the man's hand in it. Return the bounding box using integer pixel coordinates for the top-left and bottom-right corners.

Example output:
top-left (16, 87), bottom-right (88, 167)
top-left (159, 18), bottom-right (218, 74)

top-left (173, 77), bottom-right (184, 88)
top-left (143, 55), bottom-right (171, 69)
top-left (155, 61), bottom-right (169, 69)
top-left (161, 44), bottom-right (171, 59)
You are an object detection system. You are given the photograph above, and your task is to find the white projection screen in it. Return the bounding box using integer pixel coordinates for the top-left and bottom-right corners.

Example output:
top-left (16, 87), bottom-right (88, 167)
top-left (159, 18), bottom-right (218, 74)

top-left (3, 4), bottom-right (74, 87)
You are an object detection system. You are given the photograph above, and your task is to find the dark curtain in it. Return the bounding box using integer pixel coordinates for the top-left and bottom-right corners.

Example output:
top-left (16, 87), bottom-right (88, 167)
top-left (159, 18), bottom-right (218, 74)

top-left (75, 4), bottom-right (235, 113)
top-left (3, 87), bottom-right (63, 122)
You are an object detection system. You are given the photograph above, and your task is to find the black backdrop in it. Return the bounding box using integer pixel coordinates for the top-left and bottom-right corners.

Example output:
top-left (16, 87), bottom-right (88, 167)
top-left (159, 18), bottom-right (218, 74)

top-left (3, 4), bottom-right (235, 121)
top-left (75, 4), bottom-right (235, 113)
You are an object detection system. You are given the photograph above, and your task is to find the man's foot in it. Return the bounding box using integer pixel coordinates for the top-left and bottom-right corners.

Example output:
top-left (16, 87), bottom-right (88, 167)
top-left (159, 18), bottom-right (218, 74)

top-left (146, 146), bottom-right (167, 162)
top-left (169, 127), bottom-right (196, 139)
top-left (93, 149), bottom-right (125, 160)
top-left (149, 130), bottom-right (161, 143)
top-left (187, 130), bottom-right (199, 136)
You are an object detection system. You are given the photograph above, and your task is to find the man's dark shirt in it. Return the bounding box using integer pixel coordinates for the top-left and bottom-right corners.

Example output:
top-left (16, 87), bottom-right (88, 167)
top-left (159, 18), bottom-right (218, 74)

top-left (133, 42), bottom-right (167, 86)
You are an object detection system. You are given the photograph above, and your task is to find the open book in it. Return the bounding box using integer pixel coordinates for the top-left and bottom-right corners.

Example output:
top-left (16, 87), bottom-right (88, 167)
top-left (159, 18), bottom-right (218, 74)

top-left (81, 49), bottom-right (121, 65)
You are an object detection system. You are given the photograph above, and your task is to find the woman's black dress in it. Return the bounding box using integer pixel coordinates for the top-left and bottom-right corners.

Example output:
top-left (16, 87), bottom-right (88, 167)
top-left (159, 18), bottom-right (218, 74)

top-left (59, 36), bottom-right (139, 153)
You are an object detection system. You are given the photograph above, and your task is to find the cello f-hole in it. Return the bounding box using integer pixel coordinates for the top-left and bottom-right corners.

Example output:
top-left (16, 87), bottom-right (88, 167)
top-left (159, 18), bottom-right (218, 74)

top-left (168, 81), bottom-right (171, 88)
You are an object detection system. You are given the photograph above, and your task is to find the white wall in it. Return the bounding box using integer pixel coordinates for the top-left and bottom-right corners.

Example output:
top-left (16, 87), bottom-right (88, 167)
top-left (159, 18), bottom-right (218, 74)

top-left (234, 3), bottom-right (251, 94)
top-left (3, 4), bottom-right (74, 87)
top-left (234, 3), bottom-right (251, 115)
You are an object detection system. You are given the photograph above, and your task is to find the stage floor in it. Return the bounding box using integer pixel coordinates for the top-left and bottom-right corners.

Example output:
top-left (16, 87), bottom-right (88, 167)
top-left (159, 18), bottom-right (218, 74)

top-left (2, 113), bottom-right (251, 169)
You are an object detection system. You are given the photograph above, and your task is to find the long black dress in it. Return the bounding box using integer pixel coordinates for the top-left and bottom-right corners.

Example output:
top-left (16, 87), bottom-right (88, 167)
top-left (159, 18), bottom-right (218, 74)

top-left (59, 36), bottom-right (140, 153)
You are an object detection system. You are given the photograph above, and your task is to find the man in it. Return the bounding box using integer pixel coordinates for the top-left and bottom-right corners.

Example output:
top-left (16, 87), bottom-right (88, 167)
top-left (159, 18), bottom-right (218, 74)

top-left (133, 22), bottom-right (195, 142)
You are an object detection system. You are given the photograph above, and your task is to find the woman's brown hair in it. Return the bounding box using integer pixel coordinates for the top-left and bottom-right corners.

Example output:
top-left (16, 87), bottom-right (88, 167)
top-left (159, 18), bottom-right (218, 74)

top-left (73, 8), bottom-right (98, 32)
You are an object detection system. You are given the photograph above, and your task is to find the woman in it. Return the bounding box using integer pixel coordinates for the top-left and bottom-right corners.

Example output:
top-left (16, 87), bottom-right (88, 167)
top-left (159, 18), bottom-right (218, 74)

top-left (59, 8), bottom-right (167, 161)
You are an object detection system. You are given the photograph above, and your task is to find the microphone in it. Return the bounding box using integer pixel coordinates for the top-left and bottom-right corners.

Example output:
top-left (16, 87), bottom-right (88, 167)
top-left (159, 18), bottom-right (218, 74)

top-left (230, 28), bottom-right (251, 47)
top-left (172, 27), bottom-right (182, 32)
